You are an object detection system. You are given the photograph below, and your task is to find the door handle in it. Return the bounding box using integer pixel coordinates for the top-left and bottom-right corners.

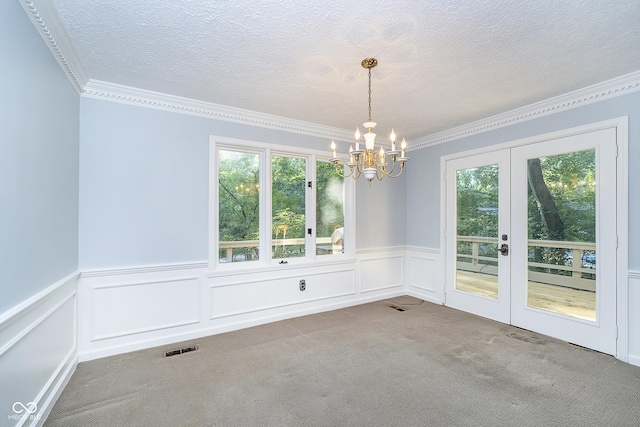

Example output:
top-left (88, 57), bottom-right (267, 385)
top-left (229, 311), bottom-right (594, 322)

top-left (498, 244), bottom-right (509, 256)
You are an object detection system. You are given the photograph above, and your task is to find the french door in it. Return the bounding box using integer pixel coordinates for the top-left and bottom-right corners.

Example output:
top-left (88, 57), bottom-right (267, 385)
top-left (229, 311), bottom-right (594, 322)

top-left (445, 127), bottom-right (618, 355)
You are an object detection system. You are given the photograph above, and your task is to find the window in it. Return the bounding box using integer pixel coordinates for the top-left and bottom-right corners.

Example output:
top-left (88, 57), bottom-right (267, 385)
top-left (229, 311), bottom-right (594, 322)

top-left (210, 138), bottom-right (352, 270)
top-left (218, 149), bottom-right (261, 263)
top-left (316, 161), bottom-right (345, 256)
top-left (272, 155), bottom-right (307, 259)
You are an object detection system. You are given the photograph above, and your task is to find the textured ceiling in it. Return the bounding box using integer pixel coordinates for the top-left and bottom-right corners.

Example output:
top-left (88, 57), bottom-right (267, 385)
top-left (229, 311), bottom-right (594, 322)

top-left (49, 0), bottom-right (640, 141)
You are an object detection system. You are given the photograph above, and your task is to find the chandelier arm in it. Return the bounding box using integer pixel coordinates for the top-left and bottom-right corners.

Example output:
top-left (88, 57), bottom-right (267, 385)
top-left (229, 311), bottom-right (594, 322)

top-left (385, 163), bottom-right (407, 179)
top-left (351, 167), bottom-right (362, 180)
top-left (379, 160), bottom-right (397, 176)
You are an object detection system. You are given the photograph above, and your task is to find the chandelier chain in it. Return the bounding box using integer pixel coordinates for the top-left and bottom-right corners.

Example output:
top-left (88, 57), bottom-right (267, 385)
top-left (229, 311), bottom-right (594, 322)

top-left (368, 67), bottom-right (372, 123)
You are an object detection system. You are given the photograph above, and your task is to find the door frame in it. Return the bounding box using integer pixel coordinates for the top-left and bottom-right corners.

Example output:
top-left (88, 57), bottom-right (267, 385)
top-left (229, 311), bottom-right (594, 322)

top-left (439, 117), bottom-right (629, 361)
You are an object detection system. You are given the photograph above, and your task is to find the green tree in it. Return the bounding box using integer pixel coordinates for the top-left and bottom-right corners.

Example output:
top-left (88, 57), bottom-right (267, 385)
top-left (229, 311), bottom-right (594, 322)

top-left (218, 150), bottom-right (260, 260)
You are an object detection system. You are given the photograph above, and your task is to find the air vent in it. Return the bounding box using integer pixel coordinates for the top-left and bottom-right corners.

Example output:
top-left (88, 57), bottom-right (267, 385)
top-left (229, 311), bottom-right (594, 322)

top-left (389, 305), bottom-right (406, 312)
top-left (164, 345), bottom-right (198, 357)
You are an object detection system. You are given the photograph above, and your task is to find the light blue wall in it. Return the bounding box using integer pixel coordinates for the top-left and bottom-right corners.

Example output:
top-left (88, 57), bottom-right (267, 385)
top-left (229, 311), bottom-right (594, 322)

top-left (0, 1), bottom-right (79, 313)
top-left (78, 98), bottom-right (400, 269)
top-left (406, 90), bottom-right (640, 268)
top-left (355, 169), bottom-right (407, 249)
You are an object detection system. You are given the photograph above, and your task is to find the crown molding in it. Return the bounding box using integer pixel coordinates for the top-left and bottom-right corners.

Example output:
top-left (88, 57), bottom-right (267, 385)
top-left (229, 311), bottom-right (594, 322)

top-left (19, 0), bottom-right (88, 94)
top-left (410, 69), bottom-right (640, 150)
top-left (19, 0), bottom-right (640, 149)
top-left (82, 79), bottom-right (355, 143)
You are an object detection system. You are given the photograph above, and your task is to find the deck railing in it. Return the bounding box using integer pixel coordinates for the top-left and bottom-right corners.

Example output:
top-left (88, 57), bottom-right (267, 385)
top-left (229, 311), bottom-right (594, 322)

top-left (219, 237), bottom-right (336, 261)
top-left (456, 235), bottom-right (596, 292)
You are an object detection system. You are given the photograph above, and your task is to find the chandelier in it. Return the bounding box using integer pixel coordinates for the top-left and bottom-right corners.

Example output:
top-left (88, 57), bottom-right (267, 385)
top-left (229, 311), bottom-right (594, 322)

top-left (330, 57), bottom-right (409, 183)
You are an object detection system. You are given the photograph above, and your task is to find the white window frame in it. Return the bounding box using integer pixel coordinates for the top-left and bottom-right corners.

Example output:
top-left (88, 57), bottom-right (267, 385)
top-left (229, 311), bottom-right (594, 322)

top-left (209, 136), bottom-right (355, 272)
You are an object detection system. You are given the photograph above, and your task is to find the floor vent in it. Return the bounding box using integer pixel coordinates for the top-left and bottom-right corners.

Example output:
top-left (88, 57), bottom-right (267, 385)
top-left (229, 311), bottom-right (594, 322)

top-left (164, 345), bottom-right (198, 358)
top-left (389, 305), bottom-right (406, 312)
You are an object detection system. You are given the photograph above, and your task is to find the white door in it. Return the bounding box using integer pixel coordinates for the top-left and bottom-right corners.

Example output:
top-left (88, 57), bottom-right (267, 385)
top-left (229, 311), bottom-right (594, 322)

top-left (445, 150), bottom-right (511, 324)
top-left (445, 127), bottom-right (618, 355)
top-left (510, 128), bottom-right (617, 354)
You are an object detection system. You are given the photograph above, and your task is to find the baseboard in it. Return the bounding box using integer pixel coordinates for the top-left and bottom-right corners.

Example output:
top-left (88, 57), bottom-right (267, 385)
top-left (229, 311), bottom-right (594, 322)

top-left (0, 272), bottom-right (78, 427)
top-left (406, 289), bottom-right (443, 305)
top-left (627, 271), bottom-right (640, 367)
top-left (628, 355), bottom-right (640, 368)
top-left (30, 351), bottom-right (78, 427)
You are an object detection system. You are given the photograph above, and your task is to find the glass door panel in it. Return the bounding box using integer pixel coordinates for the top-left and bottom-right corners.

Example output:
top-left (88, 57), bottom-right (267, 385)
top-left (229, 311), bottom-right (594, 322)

top-left (526, 150), bottom-right (596, 322)
top-left (455, 165), bottom-right (500, 299)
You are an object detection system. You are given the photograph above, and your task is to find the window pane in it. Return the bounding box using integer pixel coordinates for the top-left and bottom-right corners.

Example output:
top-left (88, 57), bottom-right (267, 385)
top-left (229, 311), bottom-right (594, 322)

top-left (218, 150), bottom-right (260, 263)
top-left (272, 156), bottom-right (306, 259)
top-left (316, 161), bottom-right (344, 255)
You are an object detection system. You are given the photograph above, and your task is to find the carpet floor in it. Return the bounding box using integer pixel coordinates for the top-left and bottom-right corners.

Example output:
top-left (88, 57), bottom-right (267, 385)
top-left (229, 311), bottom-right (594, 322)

top-left (44, 297), bottom-right (640, 426)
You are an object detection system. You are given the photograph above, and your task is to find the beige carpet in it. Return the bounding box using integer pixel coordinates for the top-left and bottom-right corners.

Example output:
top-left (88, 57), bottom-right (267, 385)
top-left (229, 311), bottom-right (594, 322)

top-left (45, 297), bottom-right (640, 426)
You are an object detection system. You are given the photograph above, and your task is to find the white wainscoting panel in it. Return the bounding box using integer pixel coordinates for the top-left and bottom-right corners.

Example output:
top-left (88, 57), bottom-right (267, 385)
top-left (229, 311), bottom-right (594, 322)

top-left (359, 250), bottom-right (404, 293)
top-left (210, 268), bottom-right (355, 319)
top-left (0, 272), bottom-right (78, 427)
top-left (628, 271), bottom-right (640, 367)
top-left (91, 276), bottom-right (200, 341)
top-left (78, 253), bottom-right (409, 361)
top-left (406, 247), bottom-right (443, 304)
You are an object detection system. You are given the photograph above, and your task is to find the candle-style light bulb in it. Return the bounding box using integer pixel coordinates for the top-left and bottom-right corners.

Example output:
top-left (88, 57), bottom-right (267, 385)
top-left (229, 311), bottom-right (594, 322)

top-left (390, 128), bottom-right (396, 151)
top-left (349, 145), bottom-right (354, 162)
top-left (401, 138), bottom-right (407, 157)
top-left (355, 127), bottom-right (361, 151)
top-left (330, 140), bottom-right (337, 158)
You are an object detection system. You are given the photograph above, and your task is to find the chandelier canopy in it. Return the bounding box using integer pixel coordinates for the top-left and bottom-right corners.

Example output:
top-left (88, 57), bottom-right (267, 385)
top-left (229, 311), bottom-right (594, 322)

top-left (330, 57), bottom-right (409, 183)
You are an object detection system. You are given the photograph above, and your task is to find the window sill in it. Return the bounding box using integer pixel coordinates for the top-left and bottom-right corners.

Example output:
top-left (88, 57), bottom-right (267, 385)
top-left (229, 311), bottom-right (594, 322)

top-left (207, 256), bottom-right (356, 279)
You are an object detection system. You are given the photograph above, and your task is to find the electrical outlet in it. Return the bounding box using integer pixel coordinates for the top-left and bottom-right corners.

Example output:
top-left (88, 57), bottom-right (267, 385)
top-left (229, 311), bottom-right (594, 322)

top-left (299, 279), bottom-right (306, 291)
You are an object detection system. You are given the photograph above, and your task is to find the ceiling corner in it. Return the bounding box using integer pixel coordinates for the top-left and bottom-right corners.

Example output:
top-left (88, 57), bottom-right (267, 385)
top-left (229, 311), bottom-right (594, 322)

top-left (19, 0), bottom-right (89, 94)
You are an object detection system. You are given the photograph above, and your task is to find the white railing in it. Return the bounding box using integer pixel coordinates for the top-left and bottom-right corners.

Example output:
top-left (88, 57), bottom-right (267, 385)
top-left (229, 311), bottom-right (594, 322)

top-left (457, 235), bottom-right (596, 292)
top-left (219, 237), bottom-right (336, 261)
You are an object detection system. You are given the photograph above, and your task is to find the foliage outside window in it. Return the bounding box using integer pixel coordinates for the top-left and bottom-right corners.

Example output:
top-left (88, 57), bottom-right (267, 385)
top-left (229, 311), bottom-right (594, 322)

top-left (218, 149), bottom-right (260, 263)
top-left (456, 165), bottom-right (499, 268)
top-left (272, 156), bottom-right (306, 259)
top-left (455, 149), bottom-right (596, 280)
top-left (213, 141), bottom-right (349, 269)
top-left (526, 149), bottom-right (596, 278)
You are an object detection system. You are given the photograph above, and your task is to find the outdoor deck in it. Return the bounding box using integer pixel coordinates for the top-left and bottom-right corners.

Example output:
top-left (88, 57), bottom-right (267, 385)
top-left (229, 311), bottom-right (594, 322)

top-left (456, 270), bottom-right (596, 321)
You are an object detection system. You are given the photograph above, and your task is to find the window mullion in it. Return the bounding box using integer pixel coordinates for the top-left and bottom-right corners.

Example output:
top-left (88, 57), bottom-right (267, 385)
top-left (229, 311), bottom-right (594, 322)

top-left (262, 148), bottom-right (272, 266)
top-left (307, 154), bottom-right (316, 261)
